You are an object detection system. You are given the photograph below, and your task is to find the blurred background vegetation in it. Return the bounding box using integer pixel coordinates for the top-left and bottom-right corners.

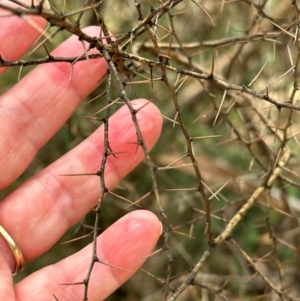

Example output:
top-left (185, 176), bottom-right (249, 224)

top-left (2, 0), bottom-right (300, 300)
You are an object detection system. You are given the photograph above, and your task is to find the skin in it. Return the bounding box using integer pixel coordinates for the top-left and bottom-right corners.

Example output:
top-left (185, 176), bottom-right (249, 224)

top-left (0, 2), bottom-right (162, 300)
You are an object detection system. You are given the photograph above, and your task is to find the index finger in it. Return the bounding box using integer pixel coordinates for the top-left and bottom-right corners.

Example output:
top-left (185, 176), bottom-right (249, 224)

top-left (0, 26), bottom-right (108, 189)
top-left (0, 1), bottom-right (47, 76)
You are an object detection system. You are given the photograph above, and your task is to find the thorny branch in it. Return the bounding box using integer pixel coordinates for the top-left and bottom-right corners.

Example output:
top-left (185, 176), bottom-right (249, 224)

top-left (2, 0), bottom-right (300, 300)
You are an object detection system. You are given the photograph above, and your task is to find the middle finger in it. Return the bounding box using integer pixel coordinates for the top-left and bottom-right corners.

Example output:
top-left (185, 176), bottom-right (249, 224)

top-left (0, 99), bottom-right (162, 263)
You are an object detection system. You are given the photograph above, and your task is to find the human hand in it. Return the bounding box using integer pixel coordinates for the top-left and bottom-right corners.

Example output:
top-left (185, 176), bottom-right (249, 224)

top-left (0, 3), bottom-right (162, 301)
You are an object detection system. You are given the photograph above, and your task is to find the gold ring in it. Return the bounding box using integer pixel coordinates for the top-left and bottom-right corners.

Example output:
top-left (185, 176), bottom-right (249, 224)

top-left (0, 225), bottom-right (26, 275)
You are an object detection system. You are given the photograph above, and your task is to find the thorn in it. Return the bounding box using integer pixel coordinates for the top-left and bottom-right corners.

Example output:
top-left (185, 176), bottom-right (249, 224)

top-left (164, 153), bottom-right (189, 168)
top-left (85, 91), bottom-right (106, 104)
top-left (63, 4), bottom-right (99, 18)
top-left (34, 0), bottom-right (51, 10)
top-left (158, 113), bottom-right (180, 126)
top-left (22, 14), bottom-right (52, 41)
top-left (59, 172), bottom-right (100, 176)
top-left (107, 150), bottom-right (129, 158)
top-left (173, 111), bottom-right (179, 128)
top-left (124, 191), bottom-right (152, 208)
top-left (265, 86), bottom-right (269, 98)
top-left (193, 208), bottom-right (227, 222)
top-left (81, 116), bottom-right (105, 122)
top-left (81, 40), bottom-right (94, 78)
top-left (158, 53), bottom-right (172, 63)
top-left (133, 100), bottom-right (151, 113)
top-left (191, 135), bottom-right (222, 140)
top-left (220, 0), bottom-right (225, 12)
top-left (166, 188), bottom-right (199, 191)
top-left (221, 273), bottom-right (234, 290)
top-left (53, 294), bottom-right (60, 301)
top-left (28, 26), bottom-right (59, 56)
top-left (93, 97), bottom-right (120, 115)
top-left (59, 281), bottom-right (85, 286)
top-left (143, 248), bottom-right (163, 258)
top-left (127, 140), bottom-right (142, 154)
top-left (141, 268), bottom-right (165, 284)
top-left (248, 61), bottom-right (267, 87)
top-left (109, 190), bottom-right (142, 207)
top-left (268, 19), bottom-right (296, 40)
top-left (157, 163), bottom-right (193, 171)
top-left (134, 142), bottom-right (139, 154)
top-left (61, 233), bottom-right (92, 245)
top-left (269, 65), bottom-right (294, 87)
top-left (167, 38), bottom-right (173, 58)
top-left (97, 258), bottom-right (133, 273)
top-left (150, 65), bottom-right (153, 88)
top-left (208, 180), bottom-right (230, 201)
top-left (172, 229), bottom-right (195, 239)
top-left (203, 222), bottom-right (209, 236)
top-left (201, 179), bottom-right (220, 201)
top-left (209, 49), bottom-right (215, 77)
top-left (173, 72), bottom-right (181, 88)
top-left (105, 145), bottom-right (117, 159)
top-left (18, 65), bottom-right (23, 82)
top-left (68, 63), bottom-right (75, 88)
top-left (190, 0), bottom-right (215, 26)
top-left (174, 72), bottom-right (191, 94)
top-left (43, 44), bottom-right (52, 58)
top-left (213, 89), bottom-right (227, 126)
